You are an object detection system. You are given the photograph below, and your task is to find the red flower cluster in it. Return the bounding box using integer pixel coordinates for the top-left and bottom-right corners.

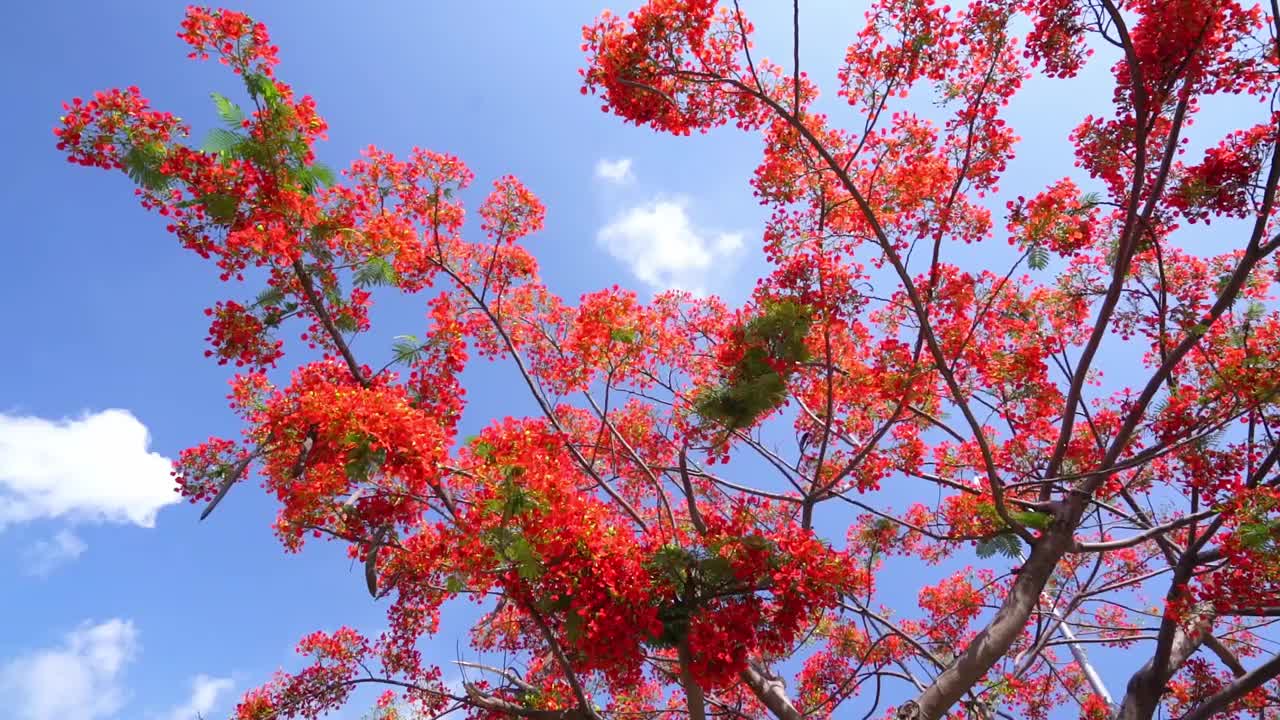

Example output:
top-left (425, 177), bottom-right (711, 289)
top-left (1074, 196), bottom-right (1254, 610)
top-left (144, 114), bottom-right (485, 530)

top-left (179, 6), bottom-right (279, 75)
top-left (204, 300), bottom-right (284, 368)
top-left (54, 87), bottom-right (187, 169)
top-left (58, 2), bottom-right (1280, 719)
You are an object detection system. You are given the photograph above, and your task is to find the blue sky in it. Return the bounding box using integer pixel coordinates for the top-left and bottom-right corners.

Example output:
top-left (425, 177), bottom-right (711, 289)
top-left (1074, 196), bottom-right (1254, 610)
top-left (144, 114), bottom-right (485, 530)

top-left (2, 2), bottom-right (1272, 719)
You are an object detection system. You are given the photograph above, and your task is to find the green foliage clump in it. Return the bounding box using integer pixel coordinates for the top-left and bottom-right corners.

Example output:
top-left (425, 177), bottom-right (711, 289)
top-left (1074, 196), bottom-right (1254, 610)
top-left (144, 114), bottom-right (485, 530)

top-left (695, 299), bottom-right (813, 432)
top-left (972, 503), bottom-right (1050, 559)
top-left (643, 537), bottom-right (777, 648)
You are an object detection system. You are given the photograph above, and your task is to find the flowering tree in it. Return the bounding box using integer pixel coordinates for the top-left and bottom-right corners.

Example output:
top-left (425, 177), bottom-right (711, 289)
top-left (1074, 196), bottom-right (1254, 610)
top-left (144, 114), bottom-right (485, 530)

top-left (55, 2), bottom-right (1280, 719)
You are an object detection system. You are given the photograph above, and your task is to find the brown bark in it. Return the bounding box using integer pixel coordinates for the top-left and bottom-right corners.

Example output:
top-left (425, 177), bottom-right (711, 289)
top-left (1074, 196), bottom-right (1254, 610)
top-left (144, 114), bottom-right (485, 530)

top-left (899, 526), bottom-right (1075, 719)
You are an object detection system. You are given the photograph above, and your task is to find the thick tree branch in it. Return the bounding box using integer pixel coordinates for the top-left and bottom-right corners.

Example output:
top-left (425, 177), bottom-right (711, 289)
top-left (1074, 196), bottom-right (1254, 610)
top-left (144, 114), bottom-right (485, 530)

top-left (1113, 605), bottom-right (1212, 720)
top-left (741, 661), bottom-right (803, 720)
top-left (678, 637), bottom-right (708, 720)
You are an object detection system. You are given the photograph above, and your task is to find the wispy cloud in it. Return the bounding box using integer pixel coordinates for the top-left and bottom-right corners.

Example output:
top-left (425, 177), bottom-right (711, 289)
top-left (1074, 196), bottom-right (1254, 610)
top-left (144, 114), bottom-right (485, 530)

top-left (165, 674), bottom-right (234, 720)
top-left (596, 197), bottom-right (744, 293)
top-left (594, 157), bottom-right (634, 184)
top-left (0, 409), bottom-right (177, 529)
top-left (0, 619), bottom-right (139, 720)
top-left (21, 530), bottom-right (87, 577)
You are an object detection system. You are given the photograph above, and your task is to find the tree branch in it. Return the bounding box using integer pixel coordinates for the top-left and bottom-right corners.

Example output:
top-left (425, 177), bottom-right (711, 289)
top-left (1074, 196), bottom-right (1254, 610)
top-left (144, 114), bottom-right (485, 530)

top-left (741, 661), bottom-right (802, 720)
top-left (1178, 652), bottom-right (1280, 720)
top-left (292, 259), bottom-right (368, 387)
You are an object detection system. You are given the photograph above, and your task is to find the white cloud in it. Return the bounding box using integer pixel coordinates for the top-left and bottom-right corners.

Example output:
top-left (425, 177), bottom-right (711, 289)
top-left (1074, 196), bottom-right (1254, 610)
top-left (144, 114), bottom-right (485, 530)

top-left (594, 157), bottom-right (634, 184)
top-left (0, 619), bottom-right (138, 720)
top-left (21, 530), bottom-right (87, 577)
top-left (0, 409), bottom-right (177, 529)
top-left (165, 674), bottom-right (234, 720)
top-left (596, 198), bottom-right (744, 293)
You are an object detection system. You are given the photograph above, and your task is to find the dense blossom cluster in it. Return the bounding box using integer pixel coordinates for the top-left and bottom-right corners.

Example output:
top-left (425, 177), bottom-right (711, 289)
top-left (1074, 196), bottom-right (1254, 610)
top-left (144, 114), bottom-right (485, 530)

top-left (55, 87), bottom-right (188, 170)
top-left (58, 2), bottom-right (1280, 720)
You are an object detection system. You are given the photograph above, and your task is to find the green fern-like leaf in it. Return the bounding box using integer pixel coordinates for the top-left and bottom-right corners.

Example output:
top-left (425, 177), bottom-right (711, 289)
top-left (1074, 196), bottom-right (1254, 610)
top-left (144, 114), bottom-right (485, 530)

top-left (253, 285), bottom-right (287, 309)
top-left (244, 72), bottom-right (280, 104)
top-left (344, 436), bottom-right (387, 483)
top-left (694, 299), bottom-right (813, 432)
top-left (1028, 244), bottom-right (1050, 271)
top-left (123, 142), bottom-right (171, 191)
top-left (294, 164), bottom-right (321, 195)
top-left (975, 533), bottom-right (1022, 559)
top-left (201, 128), bottom-right (244, 158)
top-left (1244, 300), bottom-right (1267, 324)
top-left (200, 193), bottom-right (240, 224)
top-left (610, 327), bottom-right (638, 344)
top-left (1237, 521), bottom-right (1278, 550)
top-left (310, 163), bottom-right (336, 188)
top-left (211, 92), bottom-right (246, 127)
top-left (391, 335), bottom-right (423, 364)
top-left (333, 313), bottom-right (361, 333)
top-left (354, 256), bottom-right (398, 288)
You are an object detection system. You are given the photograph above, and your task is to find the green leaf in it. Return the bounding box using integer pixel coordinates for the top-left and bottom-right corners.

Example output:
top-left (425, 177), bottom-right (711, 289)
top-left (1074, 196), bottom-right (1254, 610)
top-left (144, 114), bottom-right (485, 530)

top-left (540, 593), bottom-right (573, 613)
top-left (484, 525), bottom-right (517, 548)
top-left (211, 92), bottom-right (246, 127)
top-left (974, 501), bottom-right (1002, 524)
top-left (344, 436), bottom-right (387, 482)
top-left (253, 285), bottom-right (287, 309)
top-left (649, 544), bottom-right (694, 570)
top-left (652, 605), bottom-right (692, 647)
top-left (1238, 522), bottom-right (1274, 550)
top-left (698, 556), bottom-right (734, 585)
top-left (1245, 300), bottom-right (1267, 324)
top-left (123, 142), bottom-right (171, 191)
top-left (261, 301), bottom-right (298, 329)
top-left (610, 327), bottom-right (638, 344)
top-left (508, 536), bottom-right (542, 579)
top-left (244, 72), bottom-right (280, 103)
top-left (975, 533), bottom-right (1022, 559)
top-left (1010, 510), bottom-right (1052, 530)
top-left (334, 313), bottom-right (361, 333)
top-left (201, 128), bottom-right (244, 157)
top-left (647, 549), bottom-right (690, 587)
top-left (355, 256), bottom-right (398, 288)
top-left (444, 575), bottom-right (465, 594)
top-left (471, 439), bottom-right (494, 460)
top-left (492, 475), bottom-right (534, 520)
top-left (975, 537), bottom-right (1000, 559)
top-left (1028, 244), bottom-right (1050, 271)
top-left (294, 165), bottom-right (320, 195)
top-left (310, 163), bottom-right (337, 188)
top-left (694, 299), bottom-right (813, 432)
top-left (201, 193), bottom-right (240, 224)
top-left (391, 335), bottom-right (423, 364)
top-left (564, 611), bottom-right (585, 642)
